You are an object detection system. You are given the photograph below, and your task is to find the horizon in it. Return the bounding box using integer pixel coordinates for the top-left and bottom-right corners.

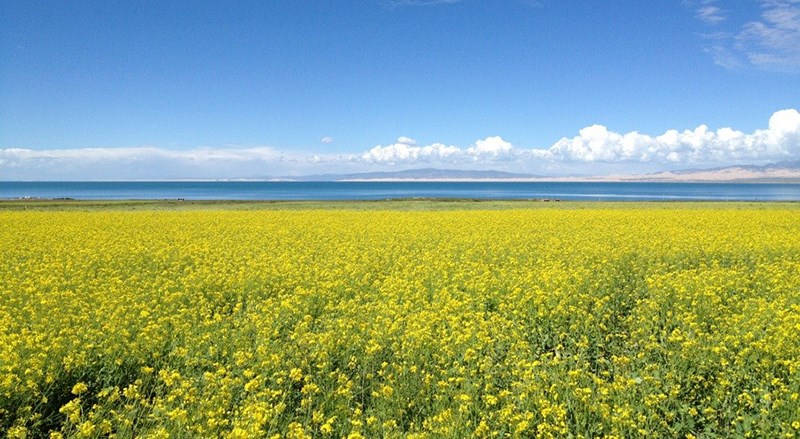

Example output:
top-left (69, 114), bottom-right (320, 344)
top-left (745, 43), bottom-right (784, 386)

top-left (3, 159), bottom-right (800, 183)
top-left (2, 1), bottom-right (799, 180)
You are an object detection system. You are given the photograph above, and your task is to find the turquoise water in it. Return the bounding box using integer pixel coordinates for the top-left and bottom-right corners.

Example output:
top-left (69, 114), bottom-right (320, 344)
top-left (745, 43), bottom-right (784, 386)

top-left (1, 181), bottom-right (799, 201)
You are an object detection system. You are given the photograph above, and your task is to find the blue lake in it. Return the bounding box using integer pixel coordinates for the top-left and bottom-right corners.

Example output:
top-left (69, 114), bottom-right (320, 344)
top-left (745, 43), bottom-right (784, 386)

top-left (1, 181), bottom-right (799, 201)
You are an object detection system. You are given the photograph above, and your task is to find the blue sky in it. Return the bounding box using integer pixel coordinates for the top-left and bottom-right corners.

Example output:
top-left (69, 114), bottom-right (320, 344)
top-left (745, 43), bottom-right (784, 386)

top-left (1, 0), bottom-right (799, 180)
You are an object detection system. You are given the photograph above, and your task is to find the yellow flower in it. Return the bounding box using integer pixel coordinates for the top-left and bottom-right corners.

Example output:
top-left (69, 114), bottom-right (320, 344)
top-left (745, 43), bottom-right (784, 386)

top-left (7, 426), bottom-right (27, 439)
top-left (71, 382), bottom-right (89, 395)
top-left (289, 368), bottom-right (303, 382)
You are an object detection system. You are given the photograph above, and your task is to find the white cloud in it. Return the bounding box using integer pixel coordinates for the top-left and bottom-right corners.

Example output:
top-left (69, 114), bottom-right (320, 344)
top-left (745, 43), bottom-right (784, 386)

top-left (705, 44), bottom-right (743, 69)
top-left (357, 110), bottom-right (799, 167)
top-left (695, 0), bottom-right (800, 71)
top-left (0, 146), bottom-right (282, 162)
top-left (770, 107), bottom-right (800, 132)
top-left (697, 5), bottom-right (725, 24)
top-left (467, 136), bottom-right (514, 157)
top-left (0, 146), bottom-right (291, 180)
top-left (360, 140), bottom-right (460, 163)
top-left (359, 136), bottom-right (518, 164)
top-left (2, 109), bottom-right (799, 179)
top-left (737, 0), bottom-right (800, 71)
top-left (542, 108), bottom-right (800, 163)
top-left (321, 136), bottom-right (334, 144)
top-left (396, 136), bottom-right (417, 146)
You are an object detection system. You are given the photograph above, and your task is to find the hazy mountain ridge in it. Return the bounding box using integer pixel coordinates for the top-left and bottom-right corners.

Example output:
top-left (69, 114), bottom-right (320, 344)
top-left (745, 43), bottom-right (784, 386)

top-left (284, 161), bottom-right (800, 182)
top-left (296, 168), bottom-right (538, 181)
top-left (630, 160), bottom-right (800, 182)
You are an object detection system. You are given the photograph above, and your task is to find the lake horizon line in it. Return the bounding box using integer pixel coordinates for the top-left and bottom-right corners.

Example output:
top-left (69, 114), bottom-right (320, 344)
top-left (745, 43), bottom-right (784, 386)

top-left (2, 181), bottom-right (800, 202)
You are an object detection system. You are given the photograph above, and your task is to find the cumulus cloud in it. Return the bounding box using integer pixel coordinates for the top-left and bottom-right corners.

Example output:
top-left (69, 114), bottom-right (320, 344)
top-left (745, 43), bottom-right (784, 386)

top-left (467, 136), bottom-right (514, 157)
top-left (695, 0), bottom-right (800, 71)
top-left (360, 139), bottom-right (460, 164)
top-left (359, 109), bottom-right (800, 166)
top-left (396, 136), bottom-right (417, 146)
top-left (541, 108), bottom-right (800, 163)
top-left (359, 135), bottom-right (519, 164)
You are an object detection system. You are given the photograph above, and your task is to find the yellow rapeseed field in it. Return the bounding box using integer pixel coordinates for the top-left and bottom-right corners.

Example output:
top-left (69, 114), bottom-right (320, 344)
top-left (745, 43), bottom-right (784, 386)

top-left (1, 205), bottom-right (799, 438)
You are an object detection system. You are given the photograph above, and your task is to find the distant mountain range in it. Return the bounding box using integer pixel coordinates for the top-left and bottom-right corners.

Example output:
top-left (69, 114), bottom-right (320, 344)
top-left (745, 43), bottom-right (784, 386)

top-left (296, 168), bottom-right (538, 181)
top-left (626, 160), bottom-right (800, 183)
top-left (284, 161), bottom-right (800, 183)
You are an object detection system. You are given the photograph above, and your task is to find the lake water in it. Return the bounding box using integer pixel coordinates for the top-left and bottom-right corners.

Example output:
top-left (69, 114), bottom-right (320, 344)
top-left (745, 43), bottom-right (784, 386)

top-left (1, 181), bottom-right (799, 201)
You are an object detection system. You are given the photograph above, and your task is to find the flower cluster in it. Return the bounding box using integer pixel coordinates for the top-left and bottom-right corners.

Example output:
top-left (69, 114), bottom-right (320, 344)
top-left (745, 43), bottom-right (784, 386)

top-left (1, 205), bottom-right (799, 437)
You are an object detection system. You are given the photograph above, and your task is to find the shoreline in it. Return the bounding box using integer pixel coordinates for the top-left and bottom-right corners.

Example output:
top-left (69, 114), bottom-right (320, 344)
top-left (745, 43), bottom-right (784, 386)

top-left (339, 176), bottom-right (800, 183)
top-left (1, 198), bottom-right (798, 212)
top-left (3, 176), bottom-right (800, 183)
